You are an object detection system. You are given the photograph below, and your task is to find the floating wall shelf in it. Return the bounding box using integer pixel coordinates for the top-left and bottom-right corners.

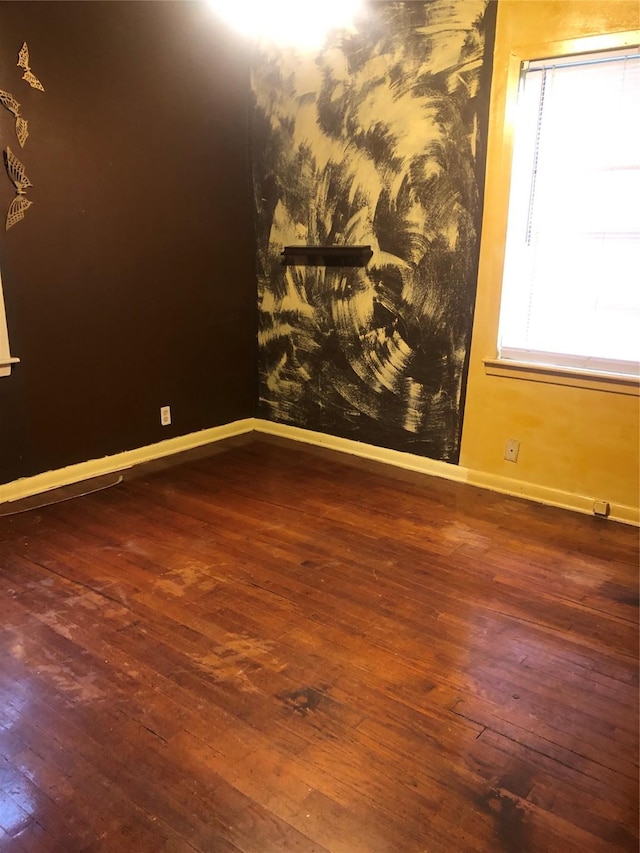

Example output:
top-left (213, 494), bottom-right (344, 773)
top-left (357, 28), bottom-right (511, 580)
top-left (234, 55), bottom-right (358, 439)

top-left (281, 245), bottom-right (373, 267)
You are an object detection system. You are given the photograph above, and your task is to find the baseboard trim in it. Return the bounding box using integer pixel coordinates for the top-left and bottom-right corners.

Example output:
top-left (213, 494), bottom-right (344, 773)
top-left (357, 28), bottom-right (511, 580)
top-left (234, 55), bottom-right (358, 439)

top-left (0, 418), bottom-right (257, 505)
top-left (2, 416), bottom-right (637, 526)
top-left (253, 419), bottom-right (639, 526)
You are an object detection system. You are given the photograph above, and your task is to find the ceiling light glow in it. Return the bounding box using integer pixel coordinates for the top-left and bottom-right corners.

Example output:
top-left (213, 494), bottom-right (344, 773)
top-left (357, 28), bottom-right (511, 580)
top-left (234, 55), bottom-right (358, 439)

top-left (209, 0), bottom-right (363, 50)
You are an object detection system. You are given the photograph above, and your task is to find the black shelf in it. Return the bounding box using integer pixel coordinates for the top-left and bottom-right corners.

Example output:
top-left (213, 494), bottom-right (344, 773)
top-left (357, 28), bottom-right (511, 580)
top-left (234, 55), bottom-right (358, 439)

top-left (281, 245), bottom-right (373, 267)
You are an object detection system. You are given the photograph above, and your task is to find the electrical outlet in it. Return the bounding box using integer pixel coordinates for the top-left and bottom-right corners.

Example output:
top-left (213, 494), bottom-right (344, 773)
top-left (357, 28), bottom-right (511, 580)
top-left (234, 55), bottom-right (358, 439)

top-left (593, 499), bottom-right (610, 518)
top-left (160, 405), bottom-right (171, 426)
top-left (504, 439), bottom-right (520, 462)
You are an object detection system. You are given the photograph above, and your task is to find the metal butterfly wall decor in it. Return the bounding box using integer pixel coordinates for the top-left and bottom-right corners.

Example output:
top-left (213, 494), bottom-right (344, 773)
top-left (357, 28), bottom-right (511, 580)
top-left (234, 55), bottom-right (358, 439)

top-left (0, 41), bottom-right (45, 229)
top-left (0, 89), bottom-right (29, 147)
top-left (17, 42), bottom-right (45, 92)
top-left (4, 147), bottom-right (33, 230)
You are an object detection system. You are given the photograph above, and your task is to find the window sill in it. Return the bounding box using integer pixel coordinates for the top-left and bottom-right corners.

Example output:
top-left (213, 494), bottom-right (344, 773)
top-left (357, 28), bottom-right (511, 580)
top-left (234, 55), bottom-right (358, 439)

top-left (483, 358), bottom-right (639, 396)
top-left (0, 356), bottom-right (20, 378)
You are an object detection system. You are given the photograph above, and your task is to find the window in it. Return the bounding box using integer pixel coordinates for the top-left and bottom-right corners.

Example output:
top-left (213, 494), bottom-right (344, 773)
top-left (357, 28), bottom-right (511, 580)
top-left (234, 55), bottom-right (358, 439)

top-left (497, 45), bottom-right (640, 379)
top-left (0, 267), bottom-right (19, 377)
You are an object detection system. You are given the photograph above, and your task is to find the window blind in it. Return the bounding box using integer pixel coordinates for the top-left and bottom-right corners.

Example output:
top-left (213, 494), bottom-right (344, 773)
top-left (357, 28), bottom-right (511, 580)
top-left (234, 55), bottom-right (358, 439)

top-left (498, 47), bottom-right (640, 376)
top-left (0, 267), bottom-right (16, 378)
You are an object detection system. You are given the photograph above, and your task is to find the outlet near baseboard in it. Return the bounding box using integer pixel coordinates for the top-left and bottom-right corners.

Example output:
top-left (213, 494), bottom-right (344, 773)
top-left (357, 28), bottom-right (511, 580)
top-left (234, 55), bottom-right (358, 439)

top-left (593, 499), bottom-right (610, 518)
top-left (504, 439), bottom-right (520, 463)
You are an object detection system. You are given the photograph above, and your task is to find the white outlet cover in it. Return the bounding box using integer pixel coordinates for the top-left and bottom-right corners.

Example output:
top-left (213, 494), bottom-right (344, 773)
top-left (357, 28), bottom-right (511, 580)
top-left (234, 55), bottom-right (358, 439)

top-left (504, 439), bottom-right (520, 462)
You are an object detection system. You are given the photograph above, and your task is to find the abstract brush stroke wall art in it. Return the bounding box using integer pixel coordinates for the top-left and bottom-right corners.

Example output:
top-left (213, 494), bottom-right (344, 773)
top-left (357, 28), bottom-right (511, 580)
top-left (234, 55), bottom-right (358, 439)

top-left (252, 0), bottom-right (496, 462)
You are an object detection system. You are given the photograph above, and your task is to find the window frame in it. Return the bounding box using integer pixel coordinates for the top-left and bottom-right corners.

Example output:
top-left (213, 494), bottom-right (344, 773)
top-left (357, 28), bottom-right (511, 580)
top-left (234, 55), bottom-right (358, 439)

top-left (0, 268), bottom-right (19, 378)
top-left (485, 29), bottom-right (640, 397)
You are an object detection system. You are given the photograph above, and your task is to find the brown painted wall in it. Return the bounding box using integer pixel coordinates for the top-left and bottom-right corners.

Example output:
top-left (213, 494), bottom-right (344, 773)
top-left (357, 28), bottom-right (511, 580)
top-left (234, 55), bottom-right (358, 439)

top-left (0, 1), bottom-right (256, 485)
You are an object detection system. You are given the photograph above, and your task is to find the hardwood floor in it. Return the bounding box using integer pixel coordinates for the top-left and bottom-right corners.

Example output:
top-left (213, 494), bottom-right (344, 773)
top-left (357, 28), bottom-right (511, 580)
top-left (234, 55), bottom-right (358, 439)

top-left (0, 437), bottom-right (637, 852)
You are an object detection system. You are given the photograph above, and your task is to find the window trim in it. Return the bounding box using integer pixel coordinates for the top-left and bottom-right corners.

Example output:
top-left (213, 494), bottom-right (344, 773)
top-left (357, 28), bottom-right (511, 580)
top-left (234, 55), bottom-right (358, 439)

top-left (487, 28), bottom-right (640, 393)
top-left (484, 357), bottom-right (639, 396)
top-left (0, 267), bottom-right (19, 378)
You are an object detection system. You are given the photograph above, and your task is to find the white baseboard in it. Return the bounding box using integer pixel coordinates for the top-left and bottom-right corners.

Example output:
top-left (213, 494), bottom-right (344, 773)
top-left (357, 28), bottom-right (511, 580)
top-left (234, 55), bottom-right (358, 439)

top-left (253, 419), bottom-right (639, 526)
top-left (0, 418), bottom-right (257, 505)
top-left (2, 415), bottom-right (637, 526)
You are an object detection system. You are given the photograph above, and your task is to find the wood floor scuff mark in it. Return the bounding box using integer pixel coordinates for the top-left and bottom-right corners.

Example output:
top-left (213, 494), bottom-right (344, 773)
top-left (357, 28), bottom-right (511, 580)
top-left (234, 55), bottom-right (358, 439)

top-left (194, 632), bottom-right (286, 693)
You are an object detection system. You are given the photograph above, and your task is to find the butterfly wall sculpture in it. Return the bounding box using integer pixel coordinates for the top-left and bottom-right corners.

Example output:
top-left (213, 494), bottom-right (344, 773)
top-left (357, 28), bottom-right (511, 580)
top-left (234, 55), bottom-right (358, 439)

top-left (1, 41), bottom-right (45, 229)
top-left (0, 89), bottom-right (29, 147)
top-left (17, 42), bottom-right (45, 92)
top-left (4, 147), bottom-right (33, 230)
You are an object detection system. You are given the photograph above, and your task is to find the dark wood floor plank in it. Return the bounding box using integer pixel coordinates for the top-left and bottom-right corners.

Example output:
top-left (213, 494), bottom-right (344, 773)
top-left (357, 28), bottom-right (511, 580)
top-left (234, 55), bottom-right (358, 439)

top-left (0, 438), bottom-right (637, 851)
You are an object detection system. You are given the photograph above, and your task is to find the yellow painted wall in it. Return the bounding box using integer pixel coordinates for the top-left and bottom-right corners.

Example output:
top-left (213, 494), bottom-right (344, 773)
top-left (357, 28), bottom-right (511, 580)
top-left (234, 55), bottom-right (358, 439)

top-left (460, 0), bottom-right (640, 521)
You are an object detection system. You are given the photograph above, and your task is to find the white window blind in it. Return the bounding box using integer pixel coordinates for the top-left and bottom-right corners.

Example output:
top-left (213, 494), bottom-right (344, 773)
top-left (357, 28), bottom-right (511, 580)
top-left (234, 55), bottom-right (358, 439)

top-left (498, 47), bottom-right (640, 377)
top-left (0, 267), bottom-right (18, 378)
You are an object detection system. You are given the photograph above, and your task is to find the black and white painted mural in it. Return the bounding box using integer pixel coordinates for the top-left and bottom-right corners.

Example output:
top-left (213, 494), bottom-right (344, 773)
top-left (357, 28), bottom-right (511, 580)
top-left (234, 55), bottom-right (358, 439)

top-left (252, 1), bottom-right (496, 462)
